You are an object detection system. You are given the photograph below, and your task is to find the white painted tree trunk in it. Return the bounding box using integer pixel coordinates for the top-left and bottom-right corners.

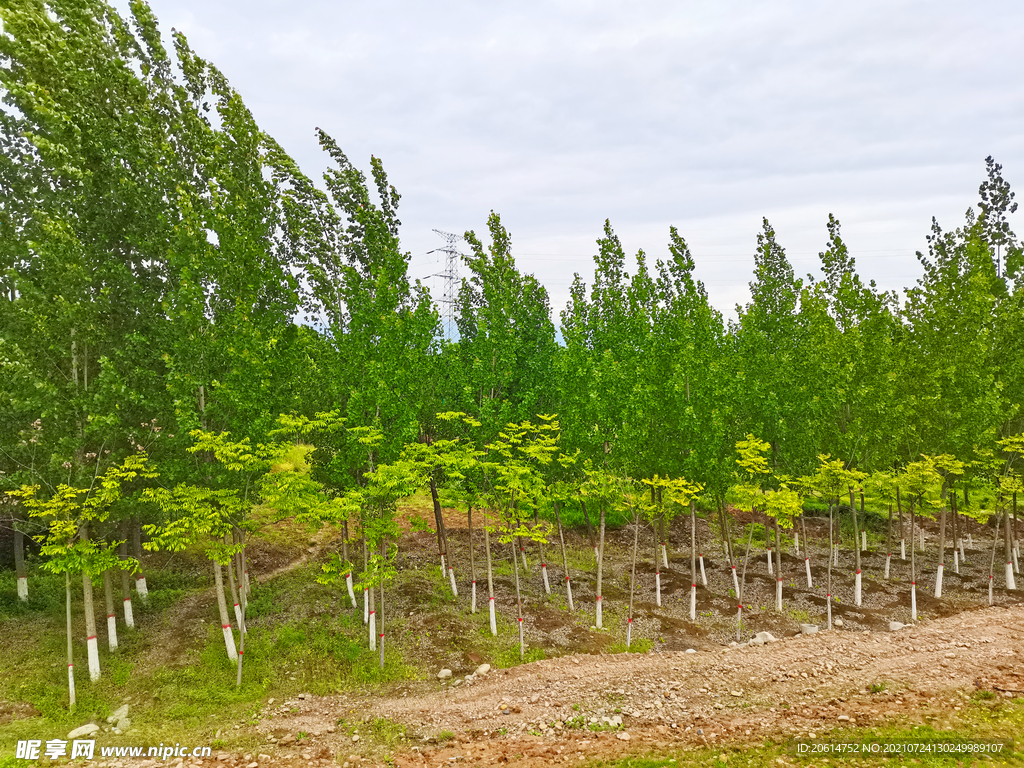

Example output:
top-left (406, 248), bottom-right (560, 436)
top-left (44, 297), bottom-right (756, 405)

top-left (448, 565), bottom-right (459, 597)
top-left (82, 567), bottom-right (101, 681)
top-left (471, 580), bottom-right (477, 613)
top-left (118, 534), bottom-right (134, 629)
top-left (766, 548), bottom-right (773, 575)
top-left (689, 584), bottom-right (696, 621)
top-left (826, 596), bottom-right (832, 630)
top-left (103, 570), bottom-right (117, 652)
top-left (369, 610), bottom-right (376, 651)
top-left (66, 572), bottom-right (75, 707)
top-left (901, 539), bottom-right (906, 560)
top-left (489, 597), bottom-right (497, 636)
top-left (953, 550), bottom-right (959, 574)
top-left (731, 565), bottom-right (739, 596)
top-left (135, 574), bottom-right (149, 603)
top-left (440, 554), bottom-right (446, 579)
top-left (541, 564), bottom-right (550, 594)
top-left (911, 582), bottom-right (917, 621)
top-left (1007, 562), bottom-right (1017, 590)
top-left (363, 588), bottom-right (369, 625)
top-left (861, 530), bottom-right (866, 552)
top-left (626, 618), bottom-right (632, 648)
top-left (805, 558), bottom-right (813, 588)
top-left (214, 562), bottom-right (238, 661)
top-left (123, 592), bottom-right (134, 629)
top-left (346, 573), bottom-right (356, 608)
top-left (565, 577), bottom-right (574, 611)
top-left (655, 572), bottom-right (661, 607)
top-left (14, 529), bottom-right (28, 602)
top-left (935, 564), bottom-right (944, 598)
top-left (661, 543), bottom-right (668, 569)
top-left (833, 543), bottom-right (839, 566)
top-left (775, 578), bottom-right (782, 612)
top-left (699, 556), bottom-right (707, 586)
top-left (854, 570), bottom-right (862, 607)
top-left (884, 554), bottom-right (891, 579)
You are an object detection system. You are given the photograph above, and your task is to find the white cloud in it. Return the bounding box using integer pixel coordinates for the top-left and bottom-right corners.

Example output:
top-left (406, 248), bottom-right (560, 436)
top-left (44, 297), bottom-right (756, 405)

top-left (112, 0), bottom-right (1024, 321)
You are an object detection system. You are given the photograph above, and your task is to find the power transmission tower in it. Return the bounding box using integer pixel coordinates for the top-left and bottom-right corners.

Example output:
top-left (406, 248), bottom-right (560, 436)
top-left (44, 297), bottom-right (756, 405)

top-left (428, 229), bottom-right (463, 340)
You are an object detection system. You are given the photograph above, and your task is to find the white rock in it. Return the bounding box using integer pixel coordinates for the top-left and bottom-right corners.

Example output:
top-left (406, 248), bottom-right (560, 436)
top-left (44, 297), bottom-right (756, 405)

top-left (685, 648), bottom-right (697, 654)
top-left (68, 723), bottom-right (100, 739)
top-left (475, 663), bottom-right (491, 676)
top-left (834, 618), bottom-right (844, 628)
top-left (800, 624), bottom-right (818, 634)
top-left (616, 732), bottom-right (631, 741)
top-left (437, 669), bottom-right (452, 680)
top-left (889, 621), bottom-right (906, 632)
top-left (107, 704), bottom-right (130, 724)
top-left (748, 631), bottom-right (777, 646)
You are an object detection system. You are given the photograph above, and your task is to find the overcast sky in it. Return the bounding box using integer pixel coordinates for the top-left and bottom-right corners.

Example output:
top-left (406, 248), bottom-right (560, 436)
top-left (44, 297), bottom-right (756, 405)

top-left (116, 0), bottom-right (1023, 323)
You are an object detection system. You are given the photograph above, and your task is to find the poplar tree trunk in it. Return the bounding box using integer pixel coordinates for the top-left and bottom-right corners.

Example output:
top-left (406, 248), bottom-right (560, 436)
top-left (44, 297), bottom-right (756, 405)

top-left (81, 525), bottom-right (100, 681)
top-left (103, 569), bottom-right (118, 651)
top-left (899, 492), bottom-right (906, 560)
top-left (690, 501), bottom-right (697, 621)
top-left (131, 517), bottom-right (149, 603)
top-left (535, 506), bottom-right (550, 595)
top-left (118, 523), bottom-right (134, 628)
top-left (342, 520), bottom-right (356, 608)
top-left (737, 524), bottom-right (754, 642)
top-left (235, 551), bottom-right (248, 688)
top-left (14, 528), bottom-right (28, 601)
top-left (485, 512), bottom-right (496, 636)
top-left (66, 572), bottom-right (76, 708)
top-left (510, 540), bottom-right (525, 659)
top-left (860, 490), bottom-right (867, 553)
top-left (554, 501), bottom-right (574, 610)
top-left (379, 537), bottom-right (386, 669)
top-left (774, 517), bottom-right (783, 612)
top-left (801, 513), bottom-right (812, 587)
top-left (654, 520), bottom-right (662, 608)
top-left (595, 506), bottom-right (607, 629)
top-left (368, 571), bottom-right (377, 652)
top-left (935, 486), bottom-right (947, 598)
top-left (848, 489), bottom-right (862, 606)
top-left (952, 493), bottom-right (960, 574)
top-left (910, 497), bottom-right (918, 620)
top-left (988, 511), bottom-right (1002, 605)
top-left (468, 506), bottom-right (477, 613)
top-left (362, 536), bottom-right (369, 625)
top-left (226, 533), bottom-right (242, 630)
top-left (884, 503), bottom-right (893, 579)
top-left (430, 476), bottom-right (453, 588)
top-left (1005, 500), bottom-right (1017, 590)
top-left (627, 513), bottom-right (640, 647)
top-left (214, 560), bottom-right (238, 661)
top-left (827, 504), bottom-right (834, 630)
top-left (724, 507), bottom-right (739, 596)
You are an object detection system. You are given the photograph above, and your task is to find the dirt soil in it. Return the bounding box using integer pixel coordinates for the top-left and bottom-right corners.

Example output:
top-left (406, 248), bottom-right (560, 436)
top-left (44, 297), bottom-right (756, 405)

top-left (87, 510), bottom-right (1024, 768)
top-left (89, 603), bottom-right (1024, 768)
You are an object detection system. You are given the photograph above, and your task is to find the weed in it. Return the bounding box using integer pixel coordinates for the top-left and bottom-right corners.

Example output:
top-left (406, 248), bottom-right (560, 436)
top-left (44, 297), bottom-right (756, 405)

top-left (869, 682), bottom-right (887, 694)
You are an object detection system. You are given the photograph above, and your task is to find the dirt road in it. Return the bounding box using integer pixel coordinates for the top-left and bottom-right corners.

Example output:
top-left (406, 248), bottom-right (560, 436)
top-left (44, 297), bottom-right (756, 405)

top-left (115, 603), bottom-right (1019, 768)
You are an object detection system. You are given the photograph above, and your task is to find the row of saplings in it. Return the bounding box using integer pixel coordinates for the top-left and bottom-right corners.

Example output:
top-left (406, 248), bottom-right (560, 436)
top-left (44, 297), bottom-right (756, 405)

top-left (7, 430), bottom-right (1022, 711)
